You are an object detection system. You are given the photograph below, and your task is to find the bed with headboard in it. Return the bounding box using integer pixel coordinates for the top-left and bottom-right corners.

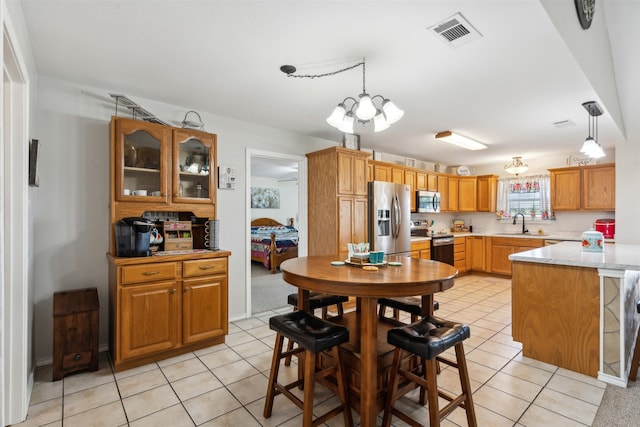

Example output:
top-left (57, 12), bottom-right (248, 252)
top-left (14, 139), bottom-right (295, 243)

top-left (250, 217), bottom-right (299, 273)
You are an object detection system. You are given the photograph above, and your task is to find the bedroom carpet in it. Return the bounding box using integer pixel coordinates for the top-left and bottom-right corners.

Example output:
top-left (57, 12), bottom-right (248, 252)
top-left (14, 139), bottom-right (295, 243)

top-left (251, 263), bottom-right (296, 314)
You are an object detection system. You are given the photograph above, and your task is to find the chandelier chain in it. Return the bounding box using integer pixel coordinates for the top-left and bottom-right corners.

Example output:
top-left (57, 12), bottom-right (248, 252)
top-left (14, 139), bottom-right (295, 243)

top-left (285, 61), bottom-right (365, 80)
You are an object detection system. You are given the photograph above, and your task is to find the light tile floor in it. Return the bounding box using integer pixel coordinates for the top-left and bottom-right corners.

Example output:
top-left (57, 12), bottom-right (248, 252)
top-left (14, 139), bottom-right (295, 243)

top-left (14, 274), bottom-right (610, 426)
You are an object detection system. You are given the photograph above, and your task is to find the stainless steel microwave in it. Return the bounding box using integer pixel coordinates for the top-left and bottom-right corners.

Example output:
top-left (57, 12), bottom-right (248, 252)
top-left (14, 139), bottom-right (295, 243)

top-left (416, 191), bottom-right (441, 213)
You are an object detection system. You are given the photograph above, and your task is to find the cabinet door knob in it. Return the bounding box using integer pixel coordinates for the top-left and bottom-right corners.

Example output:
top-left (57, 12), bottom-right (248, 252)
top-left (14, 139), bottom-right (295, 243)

top-left (74, 353), bottom-right (81, 361)
top-left (171, 288), bottom-right (177, 294)
top-left (184, 287), bottom-right (191, 292)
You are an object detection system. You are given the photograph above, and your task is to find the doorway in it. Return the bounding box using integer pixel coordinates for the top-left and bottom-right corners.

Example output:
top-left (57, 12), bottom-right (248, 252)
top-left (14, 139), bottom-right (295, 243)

top-left (245, 149), bottom-right (307, 315)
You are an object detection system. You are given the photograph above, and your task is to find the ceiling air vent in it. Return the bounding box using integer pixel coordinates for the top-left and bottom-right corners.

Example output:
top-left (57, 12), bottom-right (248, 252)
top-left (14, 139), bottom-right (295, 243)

top-left (428, 12), bottom-right (482, 48)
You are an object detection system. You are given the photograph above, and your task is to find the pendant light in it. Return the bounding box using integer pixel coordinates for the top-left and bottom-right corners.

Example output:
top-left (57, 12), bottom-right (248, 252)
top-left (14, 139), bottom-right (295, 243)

top-left (504, 157), bottom-right (528, 176)
top-left (580, 101), bottom-right (605, 159)
top-left (280, 58), bottom-right (403, 133)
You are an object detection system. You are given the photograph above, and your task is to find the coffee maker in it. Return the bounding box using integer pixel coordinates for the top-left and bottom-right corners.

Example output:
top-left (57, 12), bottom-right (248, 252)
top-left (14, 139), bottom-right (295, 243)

top-left (115, 217), bottom-right (155, 257)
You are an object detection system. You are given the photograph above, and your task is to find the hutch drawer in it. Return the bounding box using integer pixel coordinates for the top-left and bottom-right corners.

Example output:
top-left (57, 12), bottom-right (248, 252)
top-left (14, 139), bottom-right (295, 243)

top-left (121, 262), bottom-right (177, 285)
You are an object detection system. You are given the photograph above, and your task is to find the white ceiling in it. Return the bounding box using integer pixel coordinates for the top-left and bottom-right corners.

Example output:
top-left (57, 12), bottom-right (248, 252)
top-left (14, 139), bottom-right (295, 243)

top-left (18, 1), bottom-right (639, 169)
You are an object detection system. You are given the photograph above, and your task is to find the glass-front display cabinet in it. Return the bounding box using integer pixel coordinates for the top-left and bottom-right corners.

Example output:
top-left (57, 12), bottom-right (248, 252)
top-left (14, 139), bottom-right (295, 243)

top-left (172, 129), bottom-right (216, 204)
top-left (114, 119), bottom-right (170, 202)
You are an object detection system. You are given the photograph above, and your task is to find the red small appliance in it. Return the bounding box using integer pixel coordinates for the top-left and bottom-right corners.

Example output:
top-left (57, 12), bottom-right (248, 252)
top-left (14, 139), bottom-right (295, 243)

top-left (594, 219), bottom-right (615, 239)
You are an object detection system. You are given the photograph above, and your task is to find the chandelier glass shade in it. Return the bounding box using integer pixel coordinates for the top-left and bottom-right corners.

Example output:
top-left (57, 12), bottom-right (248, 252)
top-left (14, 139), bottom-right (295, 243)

top-left (281, 59), bottom-right (403, 134)
top-left (580, 101), bottom-right (605, 159)
top-left (504, 157), bottom-right (528, 176)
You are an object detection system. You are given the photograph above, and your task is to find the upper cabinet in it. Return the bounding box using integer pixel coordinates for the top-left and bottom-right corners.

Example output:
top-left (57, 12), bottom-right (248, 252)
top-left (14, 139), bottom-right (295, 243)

top-left (114, 118), bottom-right (170, 203)
top-left (549, 163), bottom-right (615, 211)
top-left (458, 177), bottom-right (477, 212)
top-left (110, 117), bottom-right (217, 238)
top-left (173, 129), bottom-right (217, 204)
top-left (476, 175), bottom-right (498, 212)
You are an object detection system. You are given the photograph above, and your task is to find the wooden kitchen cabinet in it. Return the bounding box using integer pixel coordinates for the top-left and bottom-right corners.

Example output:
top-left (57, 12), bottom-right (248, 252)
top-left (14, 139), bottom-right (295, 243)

top-left (338, 196), bottom-right (368, 254)
top-left (182, 258), bottom-right (228, 344)
top-left (338, 150), bottom-right (368, 196)
top-left (458, 177), bottom-right (477, 212)
top-left (488, 237), bottom-right (544, 276)
top-left (437, 175), bottom-right (449, 211)
top-left (410, 240), bottom-right (431, 260)
top-left (392, 167), bottom-right (405, 184)
top-left (477, 175), bottom-right (498, 212)
top-left (427, 174), bottom-right (438, 191)
top-left (405, 170), bottom-right (417, 212)
top-left (448, 176), bottom-right (460, 211)
top-left (582, 164), bottom-right (615, 210)
top-left (468, 236), bottom-right (486, 271)
top-left (549, 163), bottom-right (615, 211)
top-left (308, 147), bottom-right (371, 256)
top-left (372, 161), bottom-right (392, 182)
top-left (454, 236), bottom-right (467, 274)
top-left (549, 167), bottom-right (581, 210)
top-left (109, 253), bottom-right (230, 372)
top-left (416, 172), bottom-right (427, 190)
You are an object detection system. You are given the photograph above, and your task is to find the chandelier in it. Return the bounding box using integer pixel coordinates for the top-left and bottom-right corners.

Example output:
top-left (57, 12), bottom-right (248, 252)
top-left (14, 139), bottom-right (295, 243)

top-left (504, 157), bottom-right (528, 176)
top-left (280, 58), bottom-right (403, 134)
top-left (580, 101), bottom-right (605, 159)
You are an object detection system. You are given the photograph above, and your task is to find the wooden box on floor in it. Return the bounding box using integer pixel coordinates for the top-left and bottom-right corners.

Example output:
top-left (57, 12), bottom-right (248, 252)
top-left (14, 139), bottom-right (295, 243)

top-left (53, 287), bottom-right (100, 380)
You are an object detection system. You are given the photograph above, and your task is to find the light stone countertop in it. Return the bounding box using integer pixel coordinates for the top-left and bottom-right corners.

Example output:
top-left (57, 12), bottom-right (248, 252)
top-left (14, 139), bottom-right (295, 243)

top-left (508, 241), bottom-right (640, 271)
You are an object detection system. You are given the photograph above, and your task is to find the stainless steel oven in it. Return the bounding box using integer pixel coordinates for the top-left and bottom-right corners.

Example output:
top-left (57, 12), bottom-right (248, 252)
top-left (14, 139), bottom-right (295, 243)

top-left (430, 234), bottom-right (454, 266)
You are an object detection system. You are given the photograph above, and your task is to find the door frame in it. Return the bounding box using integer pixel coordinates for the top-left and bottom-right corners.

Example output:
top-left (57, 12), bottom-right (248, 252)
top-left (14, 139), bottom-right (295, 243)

top-left (2, 9), bottom-right (32, 425)
top-left (245, 149), bottom-right (307, 316)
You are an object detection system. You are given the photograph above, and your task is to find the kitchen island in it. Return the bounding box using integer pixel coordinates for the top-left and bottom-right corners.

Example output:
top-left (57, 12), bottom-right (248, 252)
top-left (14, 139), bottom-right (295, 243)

top-left (509, 241), bottom-right (640, 386)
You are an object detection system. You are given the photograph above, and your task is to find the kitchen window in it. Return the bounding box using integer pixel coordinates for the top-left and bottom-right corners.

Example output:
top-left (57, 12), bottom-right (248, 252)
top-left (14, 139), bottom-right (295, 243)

top-left (496, 175), bottom-right (553, 220)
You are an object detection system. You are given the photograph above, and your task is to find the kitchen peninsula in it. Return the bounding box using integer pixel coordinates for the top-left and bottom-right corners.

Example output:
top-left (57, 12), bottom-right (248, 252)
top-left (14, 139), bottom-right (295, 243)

top-left (509, 242), bottom-right (640, 386)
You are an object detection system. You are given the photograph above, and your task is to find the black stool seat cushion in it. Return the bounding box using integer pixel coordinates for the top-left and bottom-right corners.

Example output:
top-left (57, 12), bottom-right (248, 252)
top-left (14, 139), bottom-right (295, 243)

top-left (269, 311), bottom-right (349, 353)
top-left (378, 296), bottom-right (439, 315)
top-left (287, 292), bottom-right (348, 310)
top-left (387, 315), bottom-right (470, 360)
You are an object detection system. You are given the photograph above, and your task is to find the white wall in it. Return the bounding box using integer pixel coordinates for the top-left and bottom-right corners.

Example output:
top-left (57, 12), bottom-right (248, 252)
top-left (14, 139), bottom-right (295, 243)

top-left (250, 177), bottom-right (298, 226)
top-left (615, 139), bottom-right (640, 244)
top-left (32, 76), bottom-right (335, 364)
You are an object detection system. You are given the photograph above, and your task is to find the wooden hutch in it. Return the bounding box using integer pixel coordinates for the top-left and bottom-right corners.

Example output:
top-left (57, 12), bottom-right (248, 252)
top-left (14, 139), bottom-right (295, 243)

top-left (107, 117), bottom-right (230, 372)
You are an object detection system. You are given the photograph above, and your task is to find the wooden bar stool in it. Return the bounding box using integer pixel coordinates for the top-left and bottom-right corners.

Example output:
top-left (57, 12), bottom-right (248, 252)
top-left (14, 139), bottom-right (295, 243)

top-left (628, 301), bottom-right (640, 381)
top-left (263, 310), bottom-right (353, 427)
top-left (288, 292), bottom-right (348, 320)
top-left (382, 315), bottom-right (477, 427)
top-left (284, 292), bottom-right (348, 366)
top-left (378, 296), bottom-right (439, 322)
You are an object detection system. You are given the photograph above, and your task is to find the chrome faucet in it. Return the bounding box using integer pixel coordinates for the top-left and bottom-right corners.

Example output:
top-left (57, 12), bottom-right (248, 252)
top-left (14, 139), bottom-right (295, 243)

top-left (513, 213), bottom-right (529, 234)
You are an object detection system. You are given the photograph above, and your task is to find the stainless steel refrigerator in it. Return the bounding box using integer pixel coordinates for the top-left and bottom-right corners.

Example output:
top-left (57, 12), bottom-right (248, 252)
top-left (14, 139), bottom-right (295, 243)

top-left (368, 181), bottom-right (411, 256)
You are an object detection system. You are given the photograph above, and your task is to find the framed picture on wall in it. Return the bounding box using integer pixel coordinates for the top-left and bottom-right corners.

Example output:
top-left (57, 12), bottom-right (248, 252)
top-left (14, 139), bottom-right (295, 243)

top-left (29, 139), bottom-right (40, 187)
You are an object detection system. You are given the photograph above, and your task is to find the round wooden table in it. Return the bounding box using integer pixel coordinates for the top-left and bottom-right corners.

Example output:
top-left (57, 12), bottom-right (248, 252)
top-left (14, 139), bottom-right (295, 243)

top-left (280, 255), bottom-right (458, 427)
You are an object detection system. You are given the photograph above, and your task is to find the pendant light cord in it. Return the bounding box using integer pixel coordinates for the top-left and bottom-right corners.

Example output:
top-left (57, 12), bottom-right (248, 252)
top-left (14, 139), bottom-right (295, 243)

top-left (283, 59), bottom-right (366, 81)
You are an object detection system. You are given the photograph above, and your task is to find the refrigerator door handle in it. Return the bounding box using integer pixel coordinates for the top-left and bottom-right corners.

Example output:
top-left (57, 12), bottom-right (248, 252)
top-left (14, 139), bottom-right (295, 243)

top-left (392, 194), bottom-right (401, 239)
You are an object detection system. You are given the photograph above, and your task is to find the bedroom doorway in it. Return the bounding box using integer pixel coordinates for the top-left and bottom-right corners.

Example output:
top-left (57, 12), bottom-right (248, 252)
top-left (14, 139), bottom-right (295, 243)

top-left (246, 149), bottom-right (307, 315)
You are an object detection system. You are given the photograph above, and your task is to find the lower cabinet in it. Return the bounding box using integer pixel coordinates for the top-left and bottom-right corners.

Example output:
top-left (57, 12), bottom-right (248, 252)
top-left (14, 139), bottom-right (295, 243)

top-left (454, 237), bottom-right (467, 273)
top-left (410, 240), bottom-right (431, 260)
top-left (109, 252), bottom-right (230, 372)
top-left (467, 236), bottom-right (486, 272)
top-left (488, 237), bottom-right (543, 275)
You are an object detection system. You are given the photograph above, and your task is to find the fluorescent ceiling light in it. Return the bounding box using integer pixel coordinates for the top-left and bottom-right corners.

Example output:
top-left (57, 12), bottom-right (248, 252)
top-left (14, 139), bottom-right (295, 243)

top-left (435, 131), bottom-right (487, 150)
